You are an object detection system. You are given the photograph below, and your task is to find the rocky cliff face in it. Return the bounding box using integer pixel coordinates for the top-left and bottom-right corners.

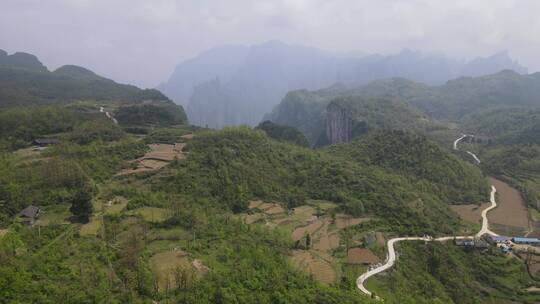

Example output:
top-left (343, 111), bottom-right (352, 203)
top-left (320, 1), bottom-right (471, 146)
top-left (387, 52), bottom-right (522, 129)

top-left (326, 102), bottom-right (352, 144)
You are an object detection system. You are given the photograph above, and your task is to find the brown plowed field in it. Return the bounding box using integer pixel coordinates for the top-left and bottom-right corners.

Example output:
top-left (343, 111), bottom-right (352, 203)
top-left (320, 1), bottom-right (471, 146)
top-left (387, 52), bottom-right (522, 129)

top-left (451, 202), bottom-right (491, 224)
top-left (290, 250), bottom-right (336, 284)
top-left (335, 215), bottom-right (368, 229)
top-left (347, 248), bottom-right (380, 265)
top-left (118, 143), bottom-right (185, 175)
top-left (489, 178), bottom-right (529, 231)
top-left (292, 220), bottom-right (324, 241)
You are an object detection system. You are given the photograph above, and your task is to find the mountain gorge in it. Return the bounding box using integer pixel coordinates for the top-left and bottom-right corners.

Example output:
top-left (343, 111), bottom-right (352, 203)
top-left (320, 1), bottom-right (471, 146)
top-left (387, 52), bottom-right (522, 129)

top-left (159, 41), bottom-right (526, 128)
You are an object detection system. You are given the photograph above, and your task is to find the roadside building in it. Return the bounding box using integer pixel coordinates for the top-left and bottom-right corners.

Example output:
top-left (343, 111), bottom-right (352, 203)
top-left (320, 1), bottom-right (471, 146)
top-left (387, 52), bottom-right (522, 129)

top-left (17, 205), bottom-right (40, 225)
top-left (485, 235), bottom-right (511, 245)
top-left (454, 239), bottom-right (475, 247)
top-left (474, 239), bottom-right (490, 249)
top-left (347, 248), bottom-right (380, 265)
top-left (512, 237), bottom-right (540, 246)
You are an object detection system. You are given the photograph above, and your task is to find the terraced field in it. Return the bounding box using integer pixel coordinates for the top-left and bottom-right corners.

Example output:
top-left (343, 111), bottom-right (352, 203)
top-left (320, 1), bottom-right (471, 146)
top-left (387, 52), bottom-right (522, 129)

top-left (242, 200), bottom-right (372, 285)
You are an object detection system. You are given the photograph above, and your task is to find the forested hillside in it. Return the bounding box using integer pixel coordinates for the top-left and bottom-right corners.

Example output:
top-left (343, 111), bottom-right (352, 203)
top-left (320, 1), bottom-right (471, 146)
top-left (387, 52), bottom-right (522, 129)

top-left (267, 70), bottom-right (540, 145)
top-left (462, 107), bottom-right (540, 145)
top-left (369, 242), bottom-right (537, 303)
top-left (0, 49), bottom-right (174, 107)
top-left (153, 127), bottom-right (487, 235)
top-left (327, 130), bottom-right (487, 204)
top-left (255, 121), bottom-right (309, 147)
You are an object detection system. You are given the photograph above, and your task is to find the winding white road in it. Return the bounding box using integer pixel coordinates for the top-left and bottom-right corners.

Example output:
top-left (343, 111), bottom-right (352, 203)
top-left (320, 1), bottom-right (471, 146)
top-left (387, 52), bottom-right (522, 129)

top-left (454, 134), bottom-right (481, 164)
top-left (356, 134), bottom-right (497, 299)
top-left (100, 106), bottom-right (118, 124)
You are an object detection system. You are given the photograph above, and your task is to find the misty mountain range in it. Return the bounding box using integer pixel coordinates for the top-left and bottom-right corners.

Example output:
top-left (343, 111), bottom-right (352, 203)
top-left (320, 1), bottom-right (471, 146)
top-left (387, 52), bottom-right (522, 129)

top-left (158, 40), bottom-right (527, 128)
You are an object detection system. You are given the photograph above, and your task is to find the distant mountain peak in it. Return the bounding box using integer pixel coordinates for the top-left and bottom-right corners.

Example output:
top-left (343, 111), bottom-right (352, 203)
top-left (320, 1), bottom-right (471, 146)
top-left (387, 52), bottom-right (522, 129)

top-left (0, 50), bottom-right (47, 72)
top-left (460, 50), bottom-right (527, 77)
top-left (53, 65), bottom-right (101, 79)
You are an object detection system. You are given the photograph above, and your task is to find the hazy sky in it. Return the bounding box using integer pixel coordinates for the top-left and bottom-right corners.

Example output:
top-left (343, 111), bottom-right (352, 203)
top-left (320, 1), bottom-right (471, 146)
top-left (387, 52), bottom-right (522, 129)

top-left (1, 0), bottom-right (540, 88)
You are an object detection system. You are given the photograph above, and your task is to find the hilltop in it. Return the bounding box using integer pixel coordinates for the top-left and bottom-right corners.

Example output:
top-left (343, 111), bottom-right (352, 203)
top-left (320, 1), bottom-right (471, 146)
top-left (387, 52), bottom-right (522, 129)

top-left (0, 49), bottom-right (174, 107)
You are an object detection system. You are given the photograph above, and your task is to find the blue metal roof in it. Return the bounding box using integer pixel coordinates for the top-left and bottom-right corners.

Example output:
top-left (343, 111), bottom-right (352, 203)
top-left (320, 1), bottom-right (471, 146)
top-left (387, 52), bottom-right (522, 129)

top-left (490, 236), bottom-right (510, 241)
top-left (513, 237), bottom-right (540, 243)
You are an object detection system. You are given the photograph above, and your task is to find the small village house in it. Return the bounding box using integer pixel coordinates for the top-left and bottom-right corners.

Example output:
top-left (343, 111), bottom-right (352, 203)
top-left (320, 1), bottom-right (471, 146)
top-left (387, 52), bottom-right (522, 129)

top-left (17, 205), bottom-right (40, 225)
top-left (32, 138), bottom-right (59, 147)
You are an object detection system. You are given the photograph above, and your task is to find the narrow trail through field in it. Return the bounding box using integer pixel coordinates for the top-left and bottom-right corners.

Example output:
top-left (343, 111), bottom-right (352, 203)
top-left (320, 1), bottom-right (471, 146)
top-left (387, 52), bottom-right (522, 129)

top-left (100, 106), bottom-right (118, 124)
top-left (356, 134), bottom-right (497, 299)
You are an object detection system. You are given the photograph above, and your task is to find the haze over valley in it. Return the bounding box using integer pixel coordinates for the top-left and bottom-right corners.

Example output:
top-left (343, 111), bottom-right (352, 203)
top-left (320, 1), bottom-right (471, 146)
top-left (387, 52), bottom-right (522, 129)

top-left (2, 1), bottom-right (540, 303)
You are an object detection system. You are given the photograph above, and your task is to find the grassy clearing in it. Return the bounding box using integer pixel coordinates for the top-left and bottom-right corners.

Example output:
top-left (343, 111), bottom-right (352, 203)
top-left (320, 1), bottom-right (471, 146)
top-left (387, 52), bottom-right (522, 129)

top-left (127, 207), bottom-right (170, 223)
top-left (530, 208), bottom-right (540, 222)
top-left (35, 204), bottom-right (71, 226)
top-left (149, 250), bottom-right (208, 292)
top-left (104, 198), bottom-right (128, 215)
top-left (0, 229), bottom-right (8, 238)
top-left (307, 200), bottom-right (338, 210)
top-left (80, 216), bottom-right (102, 236)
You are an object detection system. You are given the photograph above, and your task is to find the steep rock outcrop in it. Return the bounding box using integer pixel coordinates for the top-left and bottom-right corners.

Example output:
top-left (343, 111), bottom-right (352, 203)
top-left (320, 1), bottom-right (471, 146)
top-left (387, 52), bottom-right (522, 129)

top-left (326, 102), bottom-right (352, 144)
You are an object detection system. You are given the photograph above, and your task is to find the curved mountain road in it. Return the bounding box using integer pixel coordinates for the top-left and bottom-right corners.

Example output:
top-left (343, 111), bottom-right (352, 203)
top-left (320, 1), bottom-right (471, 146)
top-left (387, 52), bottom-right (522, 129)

top-left (357, 134), bottom-right (498, 299)
top-left (100, 106), bottom-right (118, 124)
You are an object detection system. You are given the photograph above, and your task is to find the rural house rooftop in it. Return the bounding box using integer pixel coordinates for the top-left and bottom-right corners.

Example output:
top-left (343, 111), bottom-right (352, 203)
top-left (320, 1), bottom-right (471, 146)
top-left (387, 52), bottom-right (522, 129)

top-left (19, 205), bottom-right (40, 218)
top-left (33, 138), bottom-right (59, 146)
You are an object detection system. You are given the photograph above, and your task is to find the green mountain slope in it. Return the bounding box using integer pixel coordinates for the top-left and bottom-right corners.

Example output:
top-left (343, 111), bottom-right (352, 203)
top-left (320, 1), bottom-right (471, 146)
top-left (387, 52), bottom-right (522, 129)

top-left (327, 130), bottom-right (487, 203)
top-left (463, 107), bottom-right (540, 145)
top-left (264, 87), bottom-right (344, 144)
top-left (156, 127), bottom-right (487, 235)
top-left (369, 242), bottom-right (539, 303)
top-left (255, 120), bottom-right (309, 147)
top-left (267, 71), bottom-right (540, 145)
top-left (0, 50), bottom-right (173, 108)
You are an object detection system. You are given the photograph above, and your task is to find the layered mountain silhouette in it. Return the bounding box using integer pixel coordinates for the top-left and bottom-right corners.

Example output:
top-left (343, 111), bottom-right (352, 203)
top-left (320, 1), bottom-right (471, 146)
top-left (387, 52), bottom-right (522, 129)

top-left (0, 49), bottom-right (171, 107)
top-left (159, 41), bottom-right (527, 128)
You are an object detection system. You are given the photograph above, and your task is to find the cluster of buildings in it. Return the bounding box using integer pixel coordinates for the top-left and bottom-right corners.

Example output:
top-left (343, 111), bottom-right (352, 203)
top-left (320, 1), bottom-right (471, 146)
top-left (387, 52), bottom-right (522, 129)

top-left (453, 235), bottom-right (540, 254)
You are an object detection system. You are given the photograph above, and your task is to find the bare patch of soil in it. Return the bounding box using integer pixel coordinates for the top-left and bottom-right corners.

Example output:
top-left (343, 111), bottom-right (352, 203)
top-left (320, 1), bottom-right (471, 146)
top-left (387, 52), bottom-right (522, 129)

top-left (451, 202), bottom-right (491, 224)
top-left (292, 220), bottom-right (324, 241)
top-left (489, 178), bottom-right (529, 231)
top-left (347, 248), bottom-right (380, 265)
top-left (290, 250), bottom-right (336, 284)
top-left (248, 200), bottom-right (263, 209)
top-left (335, 215), bottom-right (368, 229)
top-left (314, 232), bottom-right (340, 252)
top-left (117, 143), bottom-right (186, 176)
top-left (375, 232), bottom-right (386, 247)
